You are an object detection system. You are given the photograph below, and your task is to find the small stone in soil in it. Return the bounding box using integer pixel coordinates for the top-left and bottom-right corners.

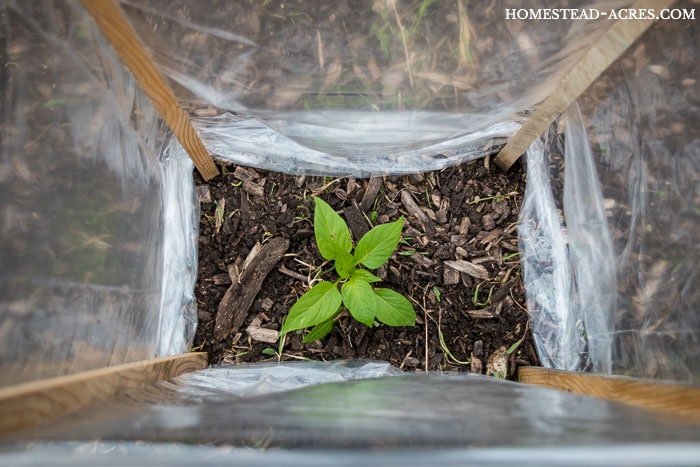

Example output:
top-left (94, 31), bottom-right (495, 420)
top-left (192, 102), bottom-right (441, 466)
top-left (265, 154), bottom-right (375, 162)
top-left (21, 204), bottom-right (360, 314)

top-left (482, 213), bottom-right (496, 231)
top-left (196, 185), bottom-right (211, 204)
top-left (443, 266), bottom-right (460, 285)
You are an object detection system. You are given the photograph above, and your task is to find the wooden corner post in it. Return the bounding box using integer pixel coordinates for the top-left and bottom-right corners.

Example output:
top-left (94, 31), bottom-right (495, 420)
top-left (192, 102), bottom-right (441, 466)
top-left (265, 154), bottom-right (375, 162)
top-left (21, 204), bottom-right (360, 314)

top-left (82, 0), bottom-right (219, 181)
top-left (494, 0), bottom-right (676, 170)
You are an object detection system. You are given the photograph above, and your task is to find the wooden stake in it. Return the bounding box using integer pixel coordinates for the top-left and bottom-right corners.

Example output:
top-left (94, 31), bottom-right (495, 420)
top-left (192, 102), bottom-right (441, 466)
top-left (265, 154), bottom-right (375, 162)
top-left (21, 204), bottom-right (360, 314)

top-left (494, 0), bottom-right (675, 170)
top-left (82, 0), bottom-right (219, 181)
top-left (0, 352), bottom-right (207, 435)
top-left (519, 366), bottom-right (700, 421)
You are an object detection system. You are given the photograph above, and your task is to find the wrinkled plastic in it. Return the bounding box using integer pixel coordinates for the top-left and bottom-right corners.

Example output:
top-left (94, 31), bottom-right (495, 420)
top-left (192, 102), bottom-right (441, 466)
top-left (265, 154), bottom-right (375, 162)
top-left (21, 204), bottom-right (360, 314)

top-left (518, 133), bottom-right (587, 371)
top-left (521, 14), bottom-right (699, 381)
top-left (0, 1), bottom-right (699, 463)
top-left (0, 0), bottom-right (197, 386)
top-left (519, 113), bottom-right (617, 373)
top-left (5, 443), bottom-right (700, 466)
top-left (157, 141), bottom-right (199, 356)
top-left (118, 0), bottom-right (625, 176)
top-left (164, 359), bottom-right (401, 399)
top-left (6, 363), bottom-right (700, 453)
top-left (6, 443), bottom-right (700, 467)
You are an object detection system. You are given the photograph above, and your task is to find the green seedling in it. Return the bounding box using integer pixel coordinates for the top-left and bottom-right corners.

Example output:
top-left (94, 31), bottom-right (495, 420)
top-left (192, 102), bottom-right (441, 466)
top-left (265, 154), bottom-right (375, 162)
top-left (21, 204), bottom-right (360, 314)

top-left (502, 251), bottom-right (520, 261)
top-left (467, 191), bottom-right (519, 205)
top-left (432, 286), bottom-right (441, 302)
top-left (370, 210), bottom-right (379, 224)
top-left (506, 321), bottom-right (530, 356)
top-left (280, 197), bottom-right (416, 342)
top-left (473, 282), bottom-right (494, 307)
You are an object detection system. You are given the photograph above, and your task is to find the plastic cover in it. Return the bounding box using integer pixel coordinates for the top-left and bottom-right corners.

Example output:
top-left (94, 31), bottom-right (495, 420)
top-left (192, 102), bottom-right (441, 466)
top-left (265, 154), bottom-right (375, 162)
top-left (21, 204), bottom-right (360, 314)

top-left (4, 363), bottom-right (700, 458)
top-left (118, 0), bottom-right (628, 176)
top-left (0, 0), bottom-right (198, 386)
top-left (520, 13), bottom-right (699, 381)
top-left (5, 443), bottom-right (700, 467)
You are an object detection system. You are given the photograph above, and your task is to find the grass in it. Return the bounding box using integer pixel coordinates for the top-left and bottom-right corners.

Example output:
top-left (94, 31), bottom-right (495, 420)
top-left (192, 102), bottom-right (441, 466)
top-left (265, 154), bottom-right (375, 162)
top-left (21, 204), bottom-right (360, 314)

top-left (473, 282), bottom-right (494, 307)
top-left (292, 1), bottom-right (479, 112)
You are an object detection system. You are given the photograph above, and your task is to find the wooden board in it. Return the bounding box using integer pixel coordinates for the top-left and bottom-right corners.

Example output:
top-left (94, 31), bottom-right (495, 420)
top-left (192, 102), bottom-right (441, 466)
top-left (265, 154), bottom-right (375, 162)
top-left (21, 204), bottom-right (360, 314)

top-left (81, 0), bottom-right (219, 181)
top-left (494, 0), bottom-right (675, 170)
top-left (0, 352), bottom-right (207, 436)
top-left (519, 366), bottom-right (700, 421)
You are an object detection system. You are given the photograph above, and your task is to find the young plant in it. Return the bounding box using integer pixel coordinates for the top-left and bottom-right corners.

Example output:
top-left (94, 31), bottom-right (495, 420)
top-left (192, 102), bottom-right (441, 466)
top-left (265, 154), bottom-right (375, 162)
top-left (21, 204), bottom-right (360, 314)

top-left (280, 197), bottom-right (416, 342)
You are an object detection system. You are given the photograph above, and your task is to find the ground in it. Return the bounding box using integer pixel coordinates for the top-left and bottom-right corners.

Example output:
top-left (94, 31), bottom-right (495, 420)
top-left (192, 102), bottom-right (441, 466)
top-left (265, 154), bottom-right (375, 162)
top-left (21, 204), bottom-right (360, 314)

top-left (193, 156), bottom-right (539, 379)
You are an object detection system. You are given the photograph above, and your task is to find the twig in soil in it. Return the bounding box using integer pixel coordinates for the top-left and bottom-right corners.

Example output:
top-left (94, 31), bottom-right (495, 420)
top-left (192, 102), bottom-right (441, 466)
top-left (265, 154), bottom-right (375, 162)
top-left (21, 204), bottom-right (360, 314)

top-left (510, 288), bottom-right (529, 313)
top-left (463, 308), bottom-right (497, 319)
top-left (292, 257), bottom-right (331, 287)
top-left (425, 307), bottom-right (470, 366)
top-left (490, 279), bottom-right (516, 304)
top-left (360, 177), bottom-right (383, 212)
top-left (214, 237), bottom-right (289, 340)
top-left (278, 264), bottom-right (308, 284)
top-left (281, 353), bottom-right (313, 362)
top-left (444, 259), bottom-right (490, 280)
top-left (400, 189), bottom-right (435, 235)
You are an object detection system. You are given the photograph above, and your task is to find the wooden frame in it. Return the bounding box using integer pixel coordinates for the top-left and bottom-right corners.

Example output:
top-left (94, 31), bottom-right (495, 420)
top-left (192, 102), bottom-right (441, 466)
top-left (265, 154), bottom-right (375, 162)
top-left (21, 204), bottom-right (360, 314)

top-left (494, 0), bottom-right (676, 170)
top-left (82, 0), bottom-right (219, 180)
top-left (520, 367), bottom-right (700, 421)
top-left (0, 353), bottom-right (207, 436)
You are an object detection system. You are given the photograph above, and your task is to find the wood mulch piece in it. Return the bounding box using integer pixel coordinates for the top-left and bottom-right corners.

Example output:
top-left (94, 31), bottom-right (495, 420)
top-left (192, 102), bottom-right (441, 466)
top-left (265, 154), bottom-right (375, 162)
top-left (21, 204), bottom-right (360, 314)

top-left (193, 157), bottom-right (539, 379)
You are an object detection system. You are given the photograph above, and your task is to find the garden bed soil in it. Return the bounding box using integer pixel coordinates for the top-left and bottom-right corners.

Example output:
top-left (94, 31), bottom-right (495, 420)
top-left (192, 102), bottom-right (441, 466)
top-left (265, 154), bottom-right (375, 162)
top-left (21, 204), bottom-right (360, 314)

top-left (193, 157), bottom-right (539, 379)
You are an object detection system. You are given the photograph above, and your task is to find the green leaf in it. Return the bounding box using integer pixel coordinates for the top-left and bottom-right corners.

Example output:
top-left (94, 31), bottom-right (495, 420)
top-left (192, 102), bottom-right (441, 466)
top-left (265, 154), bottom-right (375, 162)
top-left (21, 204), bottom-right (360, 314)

top-left (280, 281), bottom-right (342, 335)
top-left (334, 250), bottom-right (356, 278)
top-left (303, 319), bottom-right (335, 342)
top-left (354, 216), bottom-right (404, 269)
top-left (341, 278), bottom-right (377, 327)
top-left (351, 268), bottom-right (381, 283)
top-left (374, 288), bottom-right (416, 327)
top-left (432, 286), bottom-right (441, 302)
top-left (314, 197), bottom-right (352, 261)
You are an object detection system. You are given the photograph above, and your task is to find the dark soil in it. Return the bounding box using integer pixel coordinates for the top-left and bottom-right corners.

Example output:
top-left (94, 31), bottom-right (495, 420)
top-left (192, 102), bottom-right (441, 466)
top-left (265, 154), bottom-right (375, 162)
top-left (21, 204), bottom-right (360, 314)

top-left (193, 157), bottom-right (539, 378)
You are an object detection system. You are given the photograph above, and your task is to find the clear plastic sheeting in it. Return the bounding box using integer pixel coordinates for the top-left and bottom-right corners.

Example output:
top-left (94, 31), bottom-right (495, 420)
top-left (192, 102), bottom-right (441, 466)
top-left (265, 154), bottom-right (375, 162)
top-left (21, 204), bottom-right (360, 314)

top-left (157, 142), bottom-right (198, 357)
top-left (0, 0), bottom-right (198, 386)
top-left (119, 0), bottom-right (626, 176)
top-left (192, 112), bottom-right (518, 177)
top-left (520, 11), bottom-right (700, 381)
top-left (6, 363), bottom-right (700, 450)
top-left (167, 360), bottom-right (401, 399)
top-left (4, 443), bottom-right (700, 467)
top-left (518, 133), bottom-right (587, 371)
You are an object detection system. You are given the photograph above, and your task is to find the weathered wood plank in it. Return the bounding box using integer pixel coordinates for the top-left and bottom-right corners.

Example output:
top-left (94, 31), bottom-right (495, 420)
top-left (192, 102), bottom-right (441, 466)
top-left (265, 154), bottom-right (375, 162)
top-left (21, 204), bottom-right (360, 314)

top-left (519, 366), bottom-right (700, 421)
top-left (0, 353), bottom-right (208, 435)
top-left (82, 0), bottom-right (219, 180)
